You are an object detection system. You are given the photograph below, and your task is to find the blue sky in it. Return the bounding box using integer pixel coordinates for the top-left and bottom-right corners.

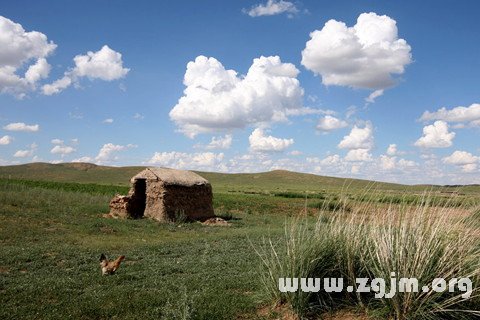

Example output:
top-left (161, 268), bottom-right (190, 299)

top-left (0, 0), bottom-right (479, 184)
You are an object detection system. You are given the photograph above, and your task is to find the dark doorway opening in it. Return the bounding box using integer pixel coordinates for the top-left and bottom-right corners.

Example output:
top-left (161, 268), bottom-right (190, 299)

top-left (131, 179), bottom-right (146, 218)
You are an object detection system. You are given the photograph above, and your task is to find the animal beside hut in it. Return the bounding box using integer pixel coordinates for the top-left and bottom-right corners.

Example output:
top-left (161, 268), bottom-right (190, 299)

top-left (109, 167), bottom-right (214, 222)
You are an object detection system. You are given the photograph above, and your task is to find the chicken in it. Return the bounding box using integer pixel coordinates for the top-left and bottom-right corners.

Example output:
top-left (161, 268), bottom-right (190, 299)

top-left (99, 253), bottom-right (125, 275)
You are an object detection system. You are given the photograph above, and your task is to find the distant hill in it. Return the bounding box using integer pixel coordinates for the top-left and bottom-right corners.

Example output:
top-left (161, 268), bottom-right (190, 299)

top-left (0, 162), bottom-right (478, 194)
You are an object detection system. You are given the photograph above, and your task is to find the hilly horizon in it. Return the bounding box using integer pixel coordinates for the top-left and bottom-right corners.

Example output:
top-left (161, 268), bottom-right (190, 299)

top-left (0, 162), bottom-right (478, 194)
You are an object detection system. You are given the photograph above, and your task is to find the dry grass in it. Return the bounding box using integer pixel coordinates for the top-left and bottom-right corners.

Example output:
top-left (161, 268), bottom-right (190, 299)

top-left (256, 194), bottom-right (480, 319)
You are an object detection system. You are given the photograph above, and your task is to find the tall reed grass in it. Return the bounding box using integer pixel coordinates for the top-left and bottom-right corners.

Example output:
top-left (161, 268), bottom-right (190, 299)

top-left (256, 195), bottom-right (480, 319)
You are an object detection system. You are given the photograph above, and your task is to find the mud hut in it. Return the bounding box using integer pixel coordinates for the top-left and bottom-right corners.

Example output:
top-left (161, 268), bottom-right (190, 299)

top-left (109, 167), bottom-right (214, 222)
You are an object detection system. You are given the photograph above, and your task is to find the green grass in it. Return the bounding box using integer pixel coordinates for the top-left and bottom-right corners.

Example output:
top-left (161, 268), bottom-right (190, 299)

top-left (0, 179), bottom-right (293, 320)
top-left (1, 164), bottom-right (480, 319)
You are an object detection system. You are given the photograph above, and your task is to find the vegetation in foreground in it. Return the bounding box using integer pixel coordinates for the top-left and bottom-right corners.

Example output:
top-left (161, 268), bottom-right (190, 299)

top-left (0, 179), bottom-right (300, 319)
top-left (257, 198), bottom-right (480, 319)
top-left (0, 169), bottom-right (479, 319)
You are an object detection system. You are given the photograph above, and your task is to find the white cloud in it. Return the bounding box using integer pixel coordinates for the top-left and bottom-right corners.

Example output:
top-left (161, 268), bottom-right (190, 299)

top-left (345, 148), bottom-right (372, 162)
top-left (72, 156), bottom-right (93, 163)
top-left (3, 122), bottom-right (39, 132)
top-left (24, 58), bottom-right (51, 84)
top-left (380, 155), bottom-right (396, 170)
top-left (133, 113), bottom-right (144, 120)
top-left (0, 16), bottom-right (56, 97)
top-left (338, 122), bottom-right (373, 150)
top-left (206, 134), bottom-right (232, 150)
top-left (147, 151), bottom-right (225, 171)
top-left (95, 143), bottom-right (136, 163)
top-left (351, 165), bottom-right (360, 174)
top-left (13, 143), bottom-right (37, 158)
top-left (51, 138), bottom-right (64, 144)
top-left (386, 143), bottom-right (398, 156)
top-left (42, 76), bottom-right (72, 95)
top-left (301, 12), bottom-right (411, 92)
top-left (365, 89), bottom-right (384, 103)
top-left (289, 150), bottom-right (302, 156)
top-left (414, 121), bottom-right (455, 148)
top-left (0, 135), bottom-right (13, 145)
top-left (379, 155), bottom-right (417, 171)
top-left (102, 118), bottom-right (114, 124)
top-left (397, 158), bottom-right (416, 168)
top-left (249, 128), bottom-right (294, 152)
top-left (316, 115), bottom-right (348, 132)
top-left (243, 0), bottom-right (299, 17)
top-left (13, 149), bottom-right (33, 158)
top-left (443, 150), bottom-right (479, 172)
top-left (169, 55), bottom-right (304, 137)
top-left (419, 103), bottom-right (480, 127)
top-left (50, 145), bottom-right (76, 155)
top-left (42, 45), bottom-right (129, 95)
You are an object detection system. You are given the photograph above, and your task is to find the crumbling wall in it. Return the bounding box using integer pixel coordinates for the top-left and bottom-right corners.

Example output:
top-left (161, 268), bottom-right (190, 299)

top-left (109, 194), bottom-right (133, 218)
top-left (109, 180), bottom-right (147, 219)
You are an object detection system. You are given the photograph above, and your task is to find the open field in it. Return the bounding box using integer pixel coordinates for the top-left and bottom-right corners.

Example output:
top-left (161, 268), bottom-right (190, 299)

top-left (0, 163), bottom-right (479, 319)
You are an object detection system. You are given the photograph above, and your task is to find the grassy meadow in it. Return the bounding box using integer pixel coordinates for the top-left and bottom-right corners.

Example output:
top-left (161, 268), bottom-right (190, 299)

top-left (0, 163), bottom-right (479, 319)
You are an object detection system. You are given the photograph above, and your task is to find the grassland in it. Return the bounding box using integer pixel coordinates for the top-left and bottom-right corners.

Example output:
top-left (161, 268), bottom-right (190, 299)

top-left (0, 163), bottom-right (479, 319)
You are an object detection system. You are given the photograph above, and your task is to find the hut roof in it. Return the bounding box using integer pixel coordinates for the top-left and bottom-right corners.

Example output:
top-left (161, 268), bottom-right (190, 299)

top-left (131, 167), bottom-right (210, 186)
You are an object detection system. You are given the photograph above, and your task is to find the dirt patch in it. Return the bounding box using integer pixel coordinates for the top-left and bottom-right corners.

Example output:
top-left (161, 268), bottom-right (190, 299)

top-left (0, 267), bottom-right (9, 274)
top-left (201, 217), bottom-right (230, 227)
top-left (255, 303), bottom-right (298, 320)
top-left (99, 226), bottom-right (116, 234)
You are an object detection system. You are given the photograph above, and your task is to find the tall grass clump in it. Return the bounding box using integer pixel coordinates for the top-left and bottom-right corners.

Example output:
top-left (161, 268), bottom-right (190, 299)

top-left (256, 194), bottom-right (480, 319)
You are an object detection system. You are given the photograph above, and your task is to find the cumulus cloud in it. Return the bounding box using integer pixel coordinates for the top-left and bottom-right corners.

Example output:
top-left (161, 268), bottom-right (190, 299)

top-left (379, 155), bottom-right (417, 171)
top-left (95, 143), bottom-right (136, 163)
top-left (205, 134), bottom-right (232, 150)
top-left (14, 149), bottom-right (33, 158)
top-left (386, 144), bottom-right (398, 156)
top-left (42, 45), bottom-right (129, 95)
top-left (243, 0), bottom-right (299, 17)
top-left (48, 139), bottom-right (76, 156)
top-left (0, 16), bottom-right (56, 97)
top-left (249, 128), bottom-right (294, 152)
top-left (301, 12), bottom-right (412, 95)
top-left (380, 155), bottom-right (396, 170)
top-left (51, 145), bottom-right (76, 155)
top-left (72, 156), bottom-right (93, 163)
top-left (147, 151), bottom-right (225, 171)
top-left (316, 115), bottom-right (348, 132)
top-left (102, 118), bottom-right (114, 124)
top-left (414, 120), bottom-right (455, 148)
top-left (419, 103), bottom-right (480, 127)
top-left (0, 135), bottom-right (13, 145)
top-left (13, 143), bottom-right (37, 158)
top-left (338, 122), bottom-right (373, 150)
top-left (3, 122), bottom-right (39, 132)
top-left (443, 150), bottom-right (479, 172)
top-left (169, 55), bottom-right (304, 137)
top-left (345, 148), bottom-right (372, 162)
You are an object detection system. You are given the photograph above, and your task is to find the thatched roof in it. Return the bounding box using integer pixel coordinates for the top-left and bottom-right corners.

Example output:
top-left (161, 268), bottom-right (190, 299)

top-left (131, 167), bottom-right (210, 186)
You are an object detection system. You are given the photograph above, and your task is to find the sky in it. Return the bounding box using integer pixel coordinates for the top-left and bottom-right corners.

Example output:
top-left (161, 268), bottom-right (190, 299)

top-left (0, 0), bottom-right (479, 185)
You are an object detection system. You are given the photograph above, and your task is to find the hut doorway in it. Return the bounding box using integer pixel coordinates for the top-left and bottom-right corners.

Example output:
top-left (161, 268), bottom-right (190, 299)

top-left (131, 179), bottom-right (147, 218)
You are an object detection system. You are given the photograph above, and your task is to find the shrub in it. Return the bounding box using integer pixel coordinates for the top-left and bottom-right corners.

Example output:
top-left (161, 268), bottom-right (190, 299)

top-left (256, 195), bottom-right (480, 319)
